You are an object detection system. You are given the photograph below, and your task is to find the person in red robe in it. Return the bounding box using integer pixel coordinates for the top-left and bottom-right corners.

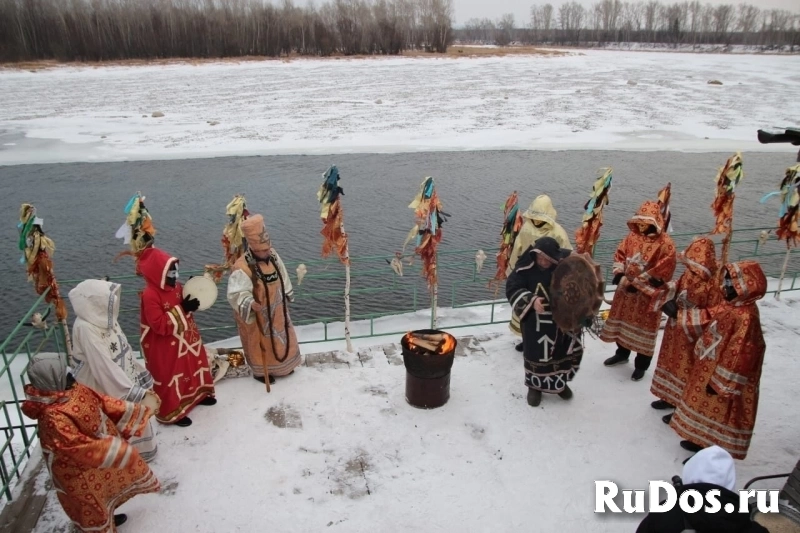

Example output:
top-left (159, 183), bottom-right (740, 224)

top-left (649, 237), bottom-right (721, 422)
top-left (139, 246), bottom-right (216, 427)
top-left (669, 260), bottom-right (767, 459)
top-left (600, 200), bottom-right (677, 381)
top-left (21, 353), bottom-right (160, 532)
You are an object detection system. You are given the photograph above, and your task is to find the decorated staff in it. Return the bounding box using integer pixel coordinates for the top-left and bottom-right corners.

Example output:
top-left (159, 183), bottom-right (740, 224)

top-left (710, 152), bottom-right (743, 274)
top-left (114, 192), bottom-right (156, 273)
top-left (205, 194), bottom-right (249, 282)
top-left (761, 163), bottom-right (800, 300)
top-left (490, 191), bottom-right (523, 289)
top-left (404, 177), bottom-right (449, 328)
top-left (575, 168), bottom-right (613, 257)
top-left (657, 182), bottom-right (673, 233)
top-left (18, 204), bottom-right (71, 352)
top-left (318, 165), bottom-right (353, 353)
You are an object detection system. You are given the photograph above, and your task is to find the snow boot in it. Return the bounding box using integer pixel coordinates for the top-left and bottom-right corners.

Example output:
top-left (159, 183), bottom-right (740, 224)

top-left (651, 400), bottom-right (674, 410)
top-left (527, 389), bottom-right (542, 407)
top-left (558, 385), bottom-right (573, 400)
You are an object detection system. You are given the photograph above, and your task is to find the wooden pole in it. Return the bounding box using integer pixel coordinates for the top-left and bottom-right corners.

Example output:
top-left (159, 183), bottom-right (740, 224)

top-left (344, 258), bottom-right (353, 353)
top-left (431, 251), bottom-right (438, 329)
top-left (776, 244), bottom-right (792, 301)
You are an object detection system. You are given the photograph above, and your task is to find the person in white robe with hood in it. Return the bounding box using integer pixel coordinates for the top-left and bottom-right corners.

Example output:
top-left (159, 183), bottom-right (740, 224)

top-left (68, 279), bottom-right (159, 462)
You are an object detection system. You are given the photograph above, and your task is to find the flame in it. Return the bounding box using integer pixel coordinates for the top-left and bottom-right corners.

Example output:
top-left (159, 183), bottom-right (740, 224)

top-left (439, 334), bottom-right (456, 353)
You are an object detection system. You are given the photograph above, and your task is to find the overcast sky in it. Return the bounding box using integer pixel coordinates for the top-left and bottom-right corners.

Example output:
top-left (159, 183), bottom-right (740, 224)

top-left (451, 0), bottom-right (800, 25)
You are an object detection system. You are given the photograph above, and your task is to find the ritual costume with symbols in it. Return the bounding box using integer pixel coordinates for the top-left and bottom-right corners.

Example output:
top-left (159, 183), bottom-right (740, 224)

top-left (21, 353), bottom-right (160, 533)
top-left (138, 247), bottom-right (215, 424)
top-left (670, 261), bottom-right (767, 460)
top-left (227, 214), bottom-right (301, 380)
top-left (650, 237), bottom-right (721, 407)
top-left (69, 279), bottom-right (157, 461)
top-left (600, 201), bottom-right (677, 364)
top-left (506, 237), bottom-right (583, 394)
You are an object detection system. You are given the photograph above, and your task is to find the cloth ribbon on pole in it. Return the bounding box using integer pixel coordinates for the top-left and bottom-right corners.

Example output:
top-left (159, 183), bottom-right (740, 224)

top-left (18, 203), bottom-right (72, 358)
top-left (490, 191), bottom-right (523, 289)
top-left (404, 177), bottom-right (449, 328)
top-left (318, 165), bottom-right (353, 352)
top-left (205, 194), bottom-right (249, 282)
top-left (575, 168), bottom-right (613, 256)
top-left (760, 163), bottom-right (800, 299)
top-left (657, 182), bottom-right (674, 233)
top-left (710, 152), bottom-right (743, 275)
top-left (114, 192), bottom-right (157, 274)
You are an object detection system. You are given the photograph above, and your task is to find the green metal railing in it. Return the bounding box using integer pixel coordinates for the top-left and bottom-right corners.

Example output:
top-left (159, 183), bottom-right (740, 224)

top-left (1, 225), bottom-right (799, 505)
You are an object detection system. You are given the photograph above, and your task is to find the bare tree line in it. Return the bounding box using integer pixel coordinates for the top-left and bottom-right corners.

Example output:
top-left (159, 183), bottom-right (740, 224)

top-left (0, 0), bottom-right (454, 62)
top-left (459, 1), bottom-right (800, 49)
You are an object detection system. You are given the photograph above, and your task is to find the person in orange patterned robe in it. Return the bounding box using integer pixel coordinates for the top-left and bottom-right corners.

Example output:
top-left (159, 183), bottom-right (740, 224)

top-left (648, 237), bottom-right (721, 422)
top-left (139, 246), bottom-right (216, 427)
top-left (21, 353), bottom-right (160, 532)
top-left (670, 261), bottom-right (767, 459)
top-left (600, 200), bottom-right (677, 381)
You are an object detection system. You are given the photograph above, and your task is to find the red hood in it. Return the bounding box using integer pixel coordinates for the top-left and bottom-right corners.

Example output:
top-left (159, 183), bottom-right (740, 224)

top-left (627, 200), bottom-right (666, 235)
top-left (138, 246), bottom-right (178, 291)
top-left (725, 260), bottom-right (767, 306)
top-left (680, 237), bottom-right (717, 280)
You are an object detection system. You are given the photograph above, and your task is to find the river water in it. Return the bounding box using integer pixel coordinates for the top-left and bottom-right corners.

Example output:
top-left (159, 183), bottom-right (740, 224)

top-left (1, 150), bottom-right (796, 342)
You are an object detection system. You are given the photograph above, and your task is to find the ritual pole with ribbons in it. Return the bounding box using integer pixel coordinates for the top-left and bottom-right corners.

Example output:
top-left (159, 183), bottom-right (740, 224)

top-left (18, 204), bottom-right (72, 358)
top-left (575, 168), bottom-right (613, 258)
top-left (318, 165), bottom-right (353, 353)
top-left (657, 182), bottom-right (674, 234)
top-left (204, 194), bottom-right (249, 282)
top-left (114, 192), bottom-right (157, 274)
top-left (760, 163), bottom-right (800, 300)
top-left (710, 152), bottom-right (744, 280)
top-left (404, 177), bottom-right (449, 329)
top-left (489, 191), bottom-right (523, 293)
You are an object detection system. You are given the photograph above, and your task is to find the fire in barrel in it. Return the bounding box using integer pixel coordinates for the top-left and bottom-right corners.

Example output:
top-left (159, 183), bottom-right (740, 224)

top-left (401, 330), bottom-right (457, 409)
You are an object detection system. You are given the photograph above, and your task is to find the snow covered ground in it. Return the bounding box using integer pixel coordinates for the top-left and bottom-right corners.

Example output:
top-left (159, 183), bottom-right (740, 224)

top-left (1, 49), bottom-right (799, 165)
top-left (23, 291), bottom-right (800, 533)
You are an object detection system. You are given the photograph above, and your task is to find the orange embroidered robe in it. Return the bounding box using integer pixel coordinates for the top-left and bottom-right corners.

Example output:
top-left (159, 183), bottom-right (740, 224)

top-left (21, 383), bottom-right (160, 532)
top-left (670, 261), bottom-right (767, 460)
top-left (650, 237), bottom-right (721, 406)
top-left (600, 201), bottom-right (677, 356)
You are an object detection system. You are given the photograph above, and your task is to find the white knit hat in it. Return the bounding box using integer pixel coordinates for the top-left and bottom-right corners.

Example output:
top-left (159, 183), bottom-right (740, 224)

top-left (682, 445), bottom-right (736, 491)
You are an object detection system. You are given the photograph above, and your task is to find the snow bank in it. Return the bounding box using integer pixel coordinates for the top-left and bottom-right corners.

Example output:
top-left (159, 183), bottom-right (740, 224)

top-left (1, 50), bottom-right (799, 165)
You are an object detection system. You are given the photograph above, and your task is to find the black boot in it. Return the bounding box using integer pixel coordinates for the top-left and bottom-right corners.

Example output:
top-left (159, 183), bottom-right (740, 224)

top-left (680, 440), bottom-right (704, 452)
top-left (199, 396), bottom-right (217, 406)
top-left (662, 413), bottom-right (673, 424)
top-left (558, 385), bottom-right (573, 400)
top-left (254, 375), bottom-right (276, 385)
top-left (527, 389), bottom-right (542, 407)
top-left (175, 417), bottom-right (192, 427)
top-left (114, 514), bottom-right (128, 527)
top-left (651, 400), bottom-right (674, 410)
top-left (631, 353), bottom-right (651, 381)
top-left (515, 342), bottom-right (524, 352)
top-left (604, 344), bottom-right (631, 366)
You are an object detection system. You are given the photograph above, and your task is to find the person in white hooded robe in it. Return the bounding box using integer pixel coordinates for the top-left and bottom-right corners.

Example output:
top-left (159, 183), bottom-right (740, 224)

top-left (68, 279), bottom-right (159, 462)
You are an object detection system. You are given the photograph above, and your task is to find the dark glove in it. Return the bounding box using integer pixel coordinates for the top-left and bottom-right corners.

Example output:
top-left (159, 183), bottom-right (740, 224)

top-left (649, 277), bottom-right (664, 288)
top-left (612, 273), bottom-right (623, 285)
top-left (181, 295), bottom-right (200, 313)
top-left (661, 300), bottom-right (678, 319)
top-left (626, 285), bottom-right (638, 294)
top-left (706, 384), bottom-right (717, 396)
